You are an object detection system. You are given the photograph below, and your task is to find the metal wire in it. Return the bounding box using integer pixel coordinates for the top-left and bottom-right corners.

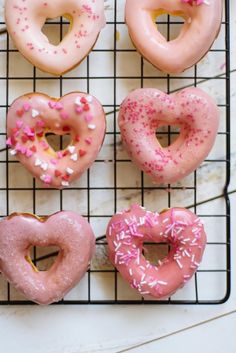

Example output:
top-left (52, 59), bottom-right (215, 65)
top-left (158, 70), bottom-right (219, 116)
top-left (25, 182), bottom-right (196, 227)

top-left (0, 0), bottom-right (231, 305)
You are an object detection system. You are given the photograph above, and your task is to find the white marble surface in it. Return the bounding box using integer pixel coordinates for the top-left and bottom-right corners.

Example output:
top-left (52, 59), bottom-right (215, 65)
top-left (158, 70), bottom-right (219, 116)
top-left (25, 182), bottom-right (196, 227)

top-left (0, 0), bottom-right (235, 351)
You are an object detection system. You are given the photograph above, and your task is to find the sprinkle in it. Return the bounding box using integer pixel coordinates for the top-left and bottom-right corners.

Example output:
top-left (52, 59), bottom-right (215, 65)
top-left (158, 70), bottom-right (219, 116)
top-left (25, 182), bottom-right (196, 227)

top-left (66, 167), bottom-right (74, 175)
top-left (40, 174), bottom-right (52, 184)
top-left (54, 102), bottom-right (63, 110)
top-left (76, 106), bottom-right (83, 114)
top-left (10, 149), bottom-right (17, 156)
top-left (48, 101), bottom-right (56, 109)
top-left (85, 137), bottom-right (92, 145)
top-left (61, 181), bottom-right (70, 187)
top-left (50, 158), bottom-right (58, 165)
top-left (26, 149), bottom-right (33, 158)
top-left (55, 170), bottom-right (62, 177)
top-left (157, 280), bottom-right (167, 286)
top-left (87, 95), bottom-right (93, 103)
top-left (36, 120), bottom-right (45, 128)
top-left (70, 153), bottom-right (78, 161)
top-left (68, 145), bottom-right (76, 154)
top-left (85, 114), bottom-right (93, 123)
top-left (32, 109), bottom-right (39, 118)
top-left (60, 111), bottom-right (69, 120)
top-left (57, 151), bottom-right (63, 159)
top-left (23, 102), bottom-right (31, 112)
top-left (16, 120), bottom-right (23, 129)
top-left (75, 97), bottom-right (82, 106)
top-left (176, 259), bottom-right (183, 269)
top-left (6, 137), bottom-right (12, 146)
top-left (35, 158), bottom-right (42, 167)
top-left (88, 124), bottom-right (96, 130)
top-left (129, 269), bottom-right (133, 276)
top-left (80, 97), bottom-right (87, 104)
top-left (16, 109), bottom-right (24, 117)
top-left (163, 218), bottom-right (169, 223)
top-left (41, 162), bottom-right (48, 171)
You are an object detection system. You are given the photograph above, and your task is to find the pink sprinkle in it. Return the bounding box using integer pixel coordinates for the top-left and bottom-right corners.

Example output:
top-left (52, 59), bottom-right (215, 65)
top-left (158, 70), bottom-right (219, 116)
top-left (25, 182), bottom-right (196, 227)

top-left (36, 120), bottom-right (45, 128)
top-left (23, 126), bottom-right (35, 137)
top-left (42, 175), bottom-right (52, 184)
top-left (85, 137), bottom-right (92, 145)
top-left (84, 114), bottom-right (93, 123)
top-left (40, 140), bottom-right (49, 150)
top-left (60, 111), bottom-right (69, 120)
top-left (57, 151), bottom-right (63, 159)
top-left (26, 149), bottom-right (33, 158)
top-left (16, 120), bottom-right (23, 129)
top-left (6, 137), bottom-right (12, 146)
top-left (50, 158), bottom-right (58, 165)
top-left (54, 102), bottom-right (63, 110)
top-left (48, 101), bottom-right (56, 109)
top-left (23, 102), bottom-right (31, 112)
top-left (76, 106), bottom-right (83, 114)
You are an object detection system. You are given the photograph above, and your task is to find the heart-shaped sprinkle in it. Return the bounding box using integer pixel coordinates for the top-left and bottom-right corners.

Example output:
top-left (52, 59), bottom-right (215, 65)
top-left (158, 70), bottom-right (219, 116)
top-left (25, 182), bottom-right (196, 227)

top-left (0, 211), bottom-right (95, 304)
top-left (32, 109), bottom-right (39, 118)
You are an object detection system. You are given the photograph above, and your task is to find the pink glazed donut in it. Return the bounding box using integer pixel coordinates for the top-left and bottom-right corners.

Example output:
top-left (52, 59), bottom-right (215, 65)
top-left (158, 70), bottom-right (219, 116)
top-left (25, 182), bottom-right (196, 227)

top-left (125, 0), bottom-right (222, 73)
top-left (5, 0), bottom-right (106, 75)
top-left (7, 92), bottom-right (106, 189)
top-left (106, 205), bottom-right (206, 299)
top-left (118, 87), bottom-right (219, 184)
top-left (0, 211), bottom-right (95, 304)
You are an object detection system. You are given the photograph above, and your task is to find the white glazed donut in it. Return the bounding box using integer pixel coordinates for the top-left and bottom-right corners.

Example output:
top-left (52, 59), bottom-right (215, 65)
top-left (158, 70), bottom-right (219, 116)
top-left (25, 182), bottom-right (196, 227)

top-left (5, 0), bottom-right (106, 75)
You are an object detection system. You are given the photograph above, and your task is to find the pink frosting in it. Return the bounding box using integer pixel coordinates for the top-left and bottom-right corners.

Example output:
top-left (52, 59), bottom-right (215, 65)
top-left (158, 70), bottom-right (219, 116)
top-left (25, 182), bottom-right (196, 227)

top-left (125, 0), bottom-right (222, 73)
top-left (118, 88), bottom-right (219, 184)
top-left (7, 92), bottom-right (106, 189)
top-left (5, 0), bottom-right (106, 75)
top-left (0, 211), bottom-right (95, 304)
top-left (106, 204), bottom-right (206, 299)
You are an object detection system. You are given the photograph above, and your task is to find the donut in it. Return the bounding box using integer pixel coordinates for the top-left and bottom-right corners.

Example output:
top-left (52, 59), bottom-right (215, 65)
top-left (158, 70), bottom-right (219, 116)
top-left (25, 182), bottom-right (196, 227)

top-left (125, 0), bottom-right (222, 73)
top-left (0, 211), bottom-right (95, 304)
top-left (118, 87), bottom-right (219, 185)
top-left (5, 0), bottom-right (106, 75)
top-left (6, 92), bottom-right (106, 189)
top-left (106, 204), bottom-right (206, 299)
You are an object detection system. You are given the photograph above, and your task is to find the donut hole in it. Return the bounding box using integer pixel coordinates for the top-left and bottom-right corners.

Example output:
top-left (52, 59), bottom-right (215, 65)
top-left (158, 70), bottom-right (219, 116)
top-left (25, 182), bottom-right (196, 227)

top-left (156, 125), bottom-right (180, 148)
top-left (41, 16), bottom-right (71, 46)
top-left (153, 12), bottom-right (187, 41)
top-left (45, 132), bottom-right (71, 151)
top-left (25, 246), bottom-right (60, 272)
top-left (143, 242), bottom-right (170, 266)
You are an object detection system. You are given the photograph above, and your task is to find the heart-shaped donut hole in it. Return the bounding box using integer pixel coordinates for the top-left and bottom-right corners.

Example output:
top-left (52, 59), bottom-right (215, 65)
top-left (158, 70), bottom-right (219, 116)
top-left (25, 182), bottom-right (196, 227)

top-left (153, 12), bottom-right (186, 42)
top-left (26, 245), bottom-right (60, 272)
top-left (41, 16), bottom-right (70, 46)
top-left (0, 211), bottom-right (95, 304)
top-left (156, 125), bottom-right (180, 148)
top-left (45, 132), bottom-right (71, 152)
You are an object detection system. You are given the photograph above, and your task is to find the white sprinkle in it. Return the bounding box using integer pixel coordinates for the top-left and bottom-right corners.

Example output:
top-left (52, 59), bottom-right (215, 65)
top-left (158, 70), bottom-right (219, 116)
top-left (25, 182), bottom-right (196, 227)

top-left (140, 291), bottom-right (150, 295)
top-left (176, 259), bottom-right (183, 269)
top-left (115, 243), bottom-right (121, 252)
top-left (35, 158), bottom-right (42, 167)
top-left (32, 109), bottom-right (39, 118)
top-left (61, 181), bottom-right (69, 187)
top-left (40, 174), bottom-right (46, 182)
top-left (41, 162), bottom-right (48, 171)
top-left (87, 95), bottom-right (93, 103)
top-left (70, 153), bottom-right (78, 162)
top-left (68, 145), bottom-right (76, 154)
top-left (88, 124), bottom-right (96, 130)
top-left (10, 149), bottom-right (17, 156)
top-left (141, 274), bottom-right (146, 282)
top-left (157, 280), bottom-right (167, 286)
top-left (163, 218), bottom-right (169, 223)
top-left (66, 167), bottom-right (74, 175)
top-left (75, 97), bottom-right (82, 106)
top-left (129, 269), bottom-right (133, 276)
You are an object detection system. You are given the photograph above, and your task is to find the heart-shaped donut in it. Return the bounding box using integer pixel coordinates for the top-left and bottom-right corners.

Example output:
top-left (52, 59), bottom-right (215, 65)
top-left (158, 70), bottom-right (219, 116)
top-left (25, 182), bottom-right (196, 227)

top-left (125, 0), bottom-right (222, 73)
top-left (0, 211), bottom-right (95, 304)
top-left (5, 0), bottom-right (106, 75)
top-left (7, 92), bottom-right (106, 189)
top-left (118, 87), bottom-right (219, 184)
top-left (106, 204), bottom-right (206, 299)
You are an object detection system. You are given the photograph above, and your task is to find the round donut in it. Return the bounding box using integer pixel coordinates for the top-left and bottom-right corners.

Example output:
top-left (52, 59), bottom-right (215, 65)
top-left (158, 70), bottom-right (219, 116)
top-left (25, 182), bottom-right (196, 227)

top-left (106, 204), bottom-right (206, 299)
top-left (125, 0), bottom-right (222, 74)
top-left (0, 211), bottom-right (95, 304)
top-left (6, 92), bottom-right (106, 189)
top-left (118, 87), bottom-right (219, 185)
top-left (5, 0), bottom-right (106, 75)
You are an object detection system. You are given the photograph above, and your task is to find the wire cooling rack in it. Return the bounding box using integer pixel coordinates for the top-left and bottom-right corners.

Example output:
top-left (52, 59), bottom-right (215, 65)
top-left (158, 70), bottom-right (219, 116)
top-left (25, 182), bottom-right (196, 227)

top-left (0, 0), bottom-right (231, 305)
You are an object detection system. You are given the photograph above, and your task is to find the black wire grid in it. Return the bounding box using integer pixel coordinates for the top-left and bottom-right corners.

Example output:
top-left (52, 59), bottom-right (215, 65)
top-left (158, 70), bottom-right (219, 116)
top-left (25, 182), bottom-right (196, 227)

top-left (0, 0), bottom-right (231, 305)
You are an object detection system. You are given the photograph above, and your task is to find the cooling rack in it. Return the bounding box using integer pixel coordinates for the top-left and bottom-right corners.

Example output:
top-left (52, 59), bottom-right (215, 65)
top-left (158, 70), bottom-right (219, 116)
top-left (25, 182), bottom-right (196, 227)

top-left (0, 0), bottom-right (231, 305)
